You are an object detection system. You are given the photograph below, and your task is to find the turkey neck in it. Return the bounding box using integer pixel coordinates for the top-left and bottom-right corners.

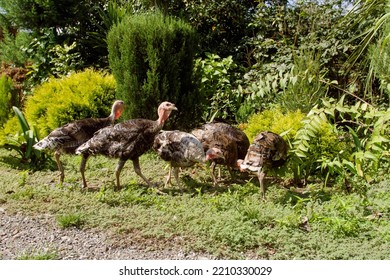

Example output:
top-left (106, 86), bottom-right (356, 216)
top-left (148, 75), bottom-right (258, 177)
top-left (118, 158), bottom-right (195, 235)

top-left (108, 105), bottom-right (122, 124)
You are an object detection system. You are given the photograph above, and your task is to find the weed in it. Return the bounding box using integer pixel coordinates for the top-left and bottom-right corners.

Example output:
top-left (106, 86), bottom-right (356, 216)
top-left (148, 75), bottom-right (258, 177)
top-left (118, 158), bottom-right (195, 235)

top-left (17, 250), bottom-right (59, 260)
top-left (57, 213), bottom-right (85, 229)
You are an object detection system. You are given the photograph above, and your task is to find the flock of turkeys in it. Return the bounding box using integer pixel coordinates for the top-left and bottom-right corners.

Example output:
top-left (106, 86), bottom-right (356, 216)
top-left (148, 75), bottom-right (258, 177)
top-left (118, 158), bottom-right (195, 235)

top-left (33, 101), bottom-right (287, 198)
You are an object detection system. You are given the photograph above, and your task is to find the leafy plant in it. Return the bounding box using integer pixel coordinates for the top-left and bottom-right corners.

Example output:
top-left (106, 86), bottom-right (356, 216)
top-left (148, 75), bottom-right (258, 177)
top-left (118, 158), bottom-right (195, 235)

top-left (290, 96), bottom-right (389, 191)
top-left (280, 51), bottom-right (330, 113)
top-left (57, 213), bottom-right (85, 229)
top-left (194, 53), bottom-right (242, 122)
top-left (22, 28), bottom-right (57, 86)
top-left (290, 103), bottom-right (352, 186)
top-left (323, 97), bottom-right (390, 182)
top-left (49, 42), bottom-right (83, 77)
top-left (1, 106), bottom-right (49, 168)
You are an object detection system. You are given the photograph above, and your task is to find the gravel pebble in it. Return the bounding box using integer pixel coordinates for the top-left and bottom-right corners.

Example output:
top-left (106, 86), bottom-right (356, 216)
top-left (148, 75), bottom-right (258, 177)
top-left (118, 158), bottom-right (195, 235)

top-left (0, 211), bottom-right (214, 260)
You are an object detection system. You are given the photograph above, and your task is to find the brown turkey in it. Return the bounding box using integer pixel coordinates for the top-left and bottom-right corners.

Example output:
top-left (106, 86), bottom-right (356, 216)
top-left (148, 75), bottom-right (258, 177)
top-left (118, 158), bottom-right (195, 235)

top-left (33, 100), bottom-right (125, 185)
top-left (237, 131), bottom-right (288, 199)
top-left (153, 130), bottom-right (224, 189)
top-left (75, 101), bottom-right (177, 190)
top-left (192, 122), bottom-right (250, 185)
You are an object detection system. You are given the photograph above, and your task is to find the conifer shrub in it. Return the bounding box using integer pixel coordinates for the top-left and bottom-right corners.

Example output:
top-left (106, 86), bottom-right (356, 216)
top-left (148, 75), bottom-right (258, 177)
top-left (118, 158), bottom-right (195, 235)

top-left (107, 12), bottom-right (201, 129)
top-left (22, 69), bottom-right (117, 138)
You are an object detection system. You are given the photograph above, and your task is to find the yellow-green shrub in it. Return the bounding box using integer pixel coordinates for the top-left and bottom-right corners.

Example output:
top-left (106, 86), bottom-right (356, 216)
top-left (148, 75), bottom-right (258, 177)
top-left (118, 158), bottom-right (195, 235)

top-left (24, 69), bottom-right (117, 138)
top-left (243, 107), bottom-right (305, 142)
top-left (0, 75), bottom-right (14, 127)
top-left (0, 115), bottom-right (18, 146)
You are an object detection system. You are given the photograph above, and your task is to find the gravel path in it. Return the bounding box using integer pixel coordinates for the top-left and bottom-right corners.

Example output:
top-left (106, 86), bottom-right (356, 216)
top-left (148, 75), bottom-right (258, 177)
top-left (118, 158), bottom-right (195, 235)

top-left (0, 208), bottom-right (213, 260)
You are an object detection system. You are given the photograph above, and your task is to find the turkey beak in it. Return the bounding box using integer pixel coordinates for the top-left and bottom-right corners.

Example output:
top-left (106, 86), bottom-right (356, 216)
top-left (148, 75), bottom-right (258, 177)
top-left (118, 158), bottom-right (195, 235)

top-left (171, 105), bottom-right (178, 111)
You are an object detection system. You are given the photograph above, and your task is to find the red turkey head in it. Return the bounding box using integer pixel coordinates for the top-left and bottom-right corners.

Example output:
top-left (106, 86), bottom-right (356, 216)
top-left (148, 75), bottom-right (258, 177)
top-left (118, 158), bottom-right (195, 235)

top-left (205, 147), bottom-right (225, 161)
top-left (112, 100), bottom-right (125, 120)
top-left (157, 101), bottom-right (178, 125)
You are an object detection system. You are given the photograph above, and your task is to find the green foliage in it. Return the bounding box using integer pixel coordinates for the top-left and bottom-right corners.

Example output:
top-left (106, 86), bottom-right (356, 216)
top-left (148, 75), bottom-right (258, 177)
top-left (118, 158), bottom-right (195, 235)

top-left (243, 108), bottom-right (305, 142)
top-left (0, 0), bottom-right (110, 68)
top-left (23, 30), bottom-right (84, 86)
top-left (49, 42), bottom-right (83, 78)
top-left (175, 0), bottom-right (257, 61)
top-left (88, 0), bottom-right (143, 67)
top-left (237, 70), bottom-right (286, 120)
top-left (0, 76), bottom-right (14, 127)
top-left (17, 251), bottom-right (59, 260)
top-left (0, 30), bottom-right (31, 67)
top-left (242, 0), bottom-right (368, 109)
top-left (107, 11), bottom-right (201, 129)
top-left (23, 69), bottom-right (117, 138)
top-left (57, 213), bottom-right (85, 229)
top-left (290, 104), bottom-right (352, 185)
top-left (369, 3), bottom-right (390, 105)
top-left (22, 28), bottom-right (57, 85)
top-left (280, 51), bottom-right (330, 113)
top-left (1, 107), bottom-right (48, 168)
top-left (194, 53), bottom-right (242, 122)
top-left (290, 96), bottom-right (389, 190)
top-left (322, 97), bottom-right (390, 183)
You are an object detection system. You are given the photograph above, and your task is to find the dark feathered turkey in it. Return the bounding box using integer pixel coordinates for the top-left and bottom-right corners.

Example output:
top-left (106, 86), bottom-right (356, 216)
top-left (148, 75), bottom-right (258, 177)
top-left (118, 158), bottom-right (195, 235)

top-left (238, 131), bottom-right (288, 199)
top-left (192, 122), bottom-right (249, 159)
top-left (153, 130), bottom-right (222, 189)
top-left (192, 122), bottom-right (249, 185)
top-left (75, 101), bottom-right (177, 189)
top-left (33, 100), bottom-right (125, 185)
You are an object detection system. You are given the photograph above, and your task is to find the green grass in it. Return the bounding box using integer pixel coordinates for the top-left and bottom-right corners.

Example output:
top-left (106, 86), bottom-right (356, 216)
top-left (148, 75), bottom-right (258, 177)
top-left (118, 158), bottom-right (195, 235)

top-left (0, 149), bottom-right (389, 259)
top-left (17, 250), bottom-right (59, 260)
top-left (57, 213), bottom-right (85, 229)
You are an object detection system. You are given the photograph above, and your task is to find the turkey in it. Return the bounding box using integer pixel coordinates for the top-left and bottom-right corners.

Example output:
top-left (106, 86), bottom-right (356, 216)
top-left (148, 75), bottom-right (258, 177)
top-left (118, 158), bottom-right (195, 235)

top-left (153, 130), bottom-right (224, 189)
top-left (75, 101), bottom-right (177, 190)
top-left (192, 122), bottom-right (250, 185)
top-left (237, 131), bottom-right (288, 199)
top-left (33, 100), bottom-right (125, 185)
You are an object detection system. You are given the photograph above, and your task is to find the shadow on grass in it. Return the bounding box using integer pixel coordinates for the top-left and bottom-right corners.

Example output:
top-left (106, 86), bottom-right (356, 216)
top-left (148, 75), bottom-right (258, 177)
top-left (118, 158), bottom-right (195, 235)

top-left (276, 187), bottom-right (333, 206)
top-left (0, 154), bottom-right (56, 171)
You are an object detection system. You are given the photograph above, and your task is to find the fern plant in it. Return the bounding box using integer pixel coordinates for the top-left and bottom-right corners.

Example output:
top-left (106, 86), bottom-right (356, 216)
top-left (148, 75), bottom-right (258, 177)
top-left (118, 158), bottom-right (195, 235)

top-left (290, 96), bottom-right (389, 192)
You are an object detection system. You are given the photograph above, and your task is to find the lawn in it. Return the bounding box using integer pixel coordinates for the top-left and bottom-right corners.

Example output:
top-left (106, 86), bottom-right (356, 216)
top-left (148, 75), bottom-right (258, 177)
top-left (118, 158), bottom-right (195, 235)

top-left (0, 148), bottom-right (389, 259)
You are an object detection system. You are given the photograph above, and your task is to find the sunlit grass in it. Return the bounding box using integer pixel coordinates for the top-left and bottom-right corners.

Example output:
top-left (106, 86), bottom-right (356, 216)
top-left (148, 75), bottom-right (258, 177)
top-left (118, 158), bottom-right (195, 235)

top-left (0, 149), bottom-right (389, 259)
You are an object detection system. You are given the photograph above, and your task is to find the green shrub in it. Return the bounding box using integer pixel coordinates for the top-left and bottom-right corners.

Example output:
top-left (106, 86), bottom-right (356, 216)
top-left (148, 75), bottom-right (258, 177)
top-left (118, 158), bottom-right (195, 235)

top-left (0, 30), bottom-right (31, 67)
top-left (291, 97), bottom-right (389, 190)
top-left (243, 108), bottom-right (305, 142)
top-left (293, 116), bottom-right (351, 182)
top-left (107, 11), bottom-right (201, 129)
top-left (0, 76), bottom-right (14, 127)
top-left (194, 53), bottom-right (242, 122)
top-left (22, 69), bottom-right (116, 138)
top-left (279, 51), bottom-right (329, 113)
